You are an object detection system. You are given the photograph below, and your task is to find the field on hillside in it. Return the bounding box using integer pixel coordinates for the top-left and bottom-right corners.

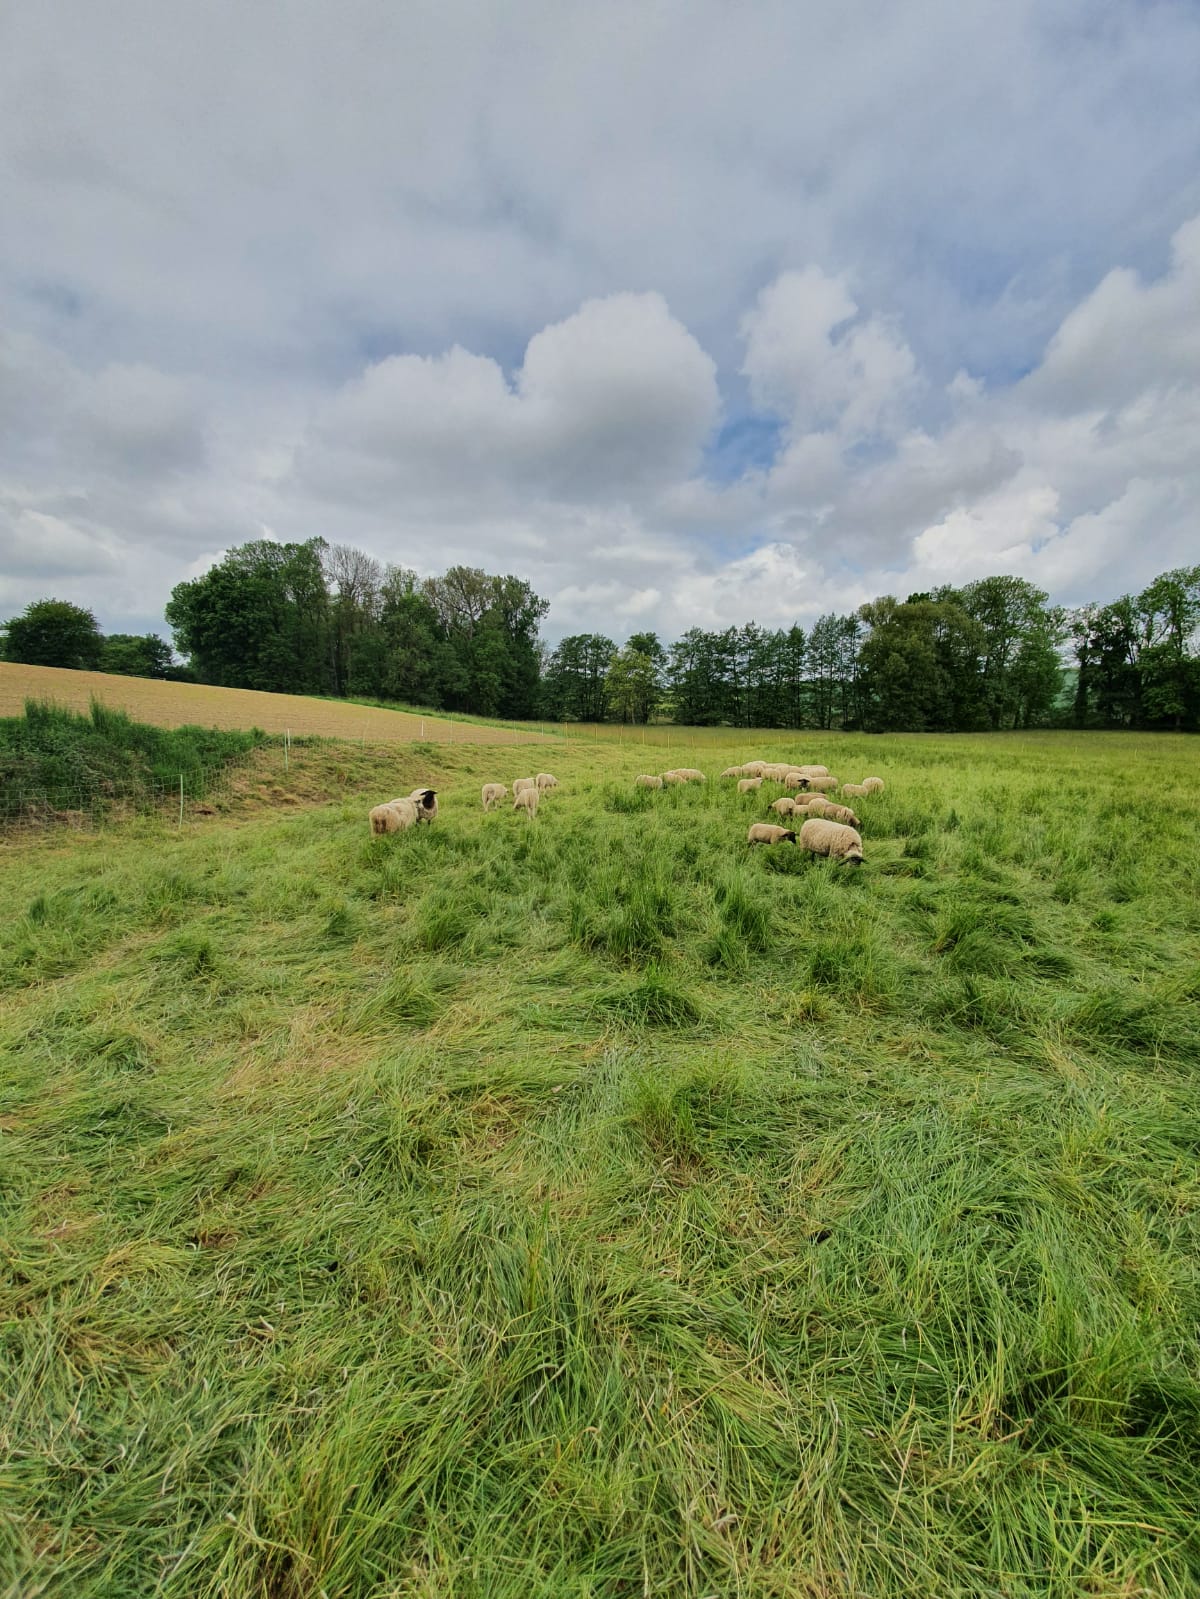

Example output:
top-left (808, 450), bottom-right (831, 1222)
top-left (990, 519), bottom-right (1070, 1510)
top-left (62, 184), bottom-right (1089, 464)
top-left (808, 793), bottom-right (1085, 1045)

top-left (0, 663), bottom-right (552, 745)
top-left (4, 733), bottom-right (1200, 1598)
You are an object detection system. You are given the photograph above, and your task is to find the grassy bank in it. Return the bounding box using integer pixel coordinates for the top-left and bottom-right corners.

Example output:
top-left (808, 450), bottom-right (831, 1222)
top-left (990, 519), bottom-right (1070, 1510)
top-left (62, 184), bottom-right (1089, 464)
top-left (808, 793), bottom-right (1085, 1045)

top-left (0, 700), bottom-right (266, 822)
top-left (3, 733), bottom-right (1199, 1596)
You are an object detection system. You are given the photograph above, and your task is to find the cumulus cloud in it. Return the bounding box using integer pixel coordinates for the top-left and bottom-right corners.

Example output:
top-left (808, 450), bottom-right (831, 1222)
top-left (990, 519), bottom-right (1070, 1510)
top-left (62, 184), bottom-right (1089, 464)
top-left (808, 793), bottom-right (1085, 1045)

top-left (2, 2), bottom-right (1199, 642)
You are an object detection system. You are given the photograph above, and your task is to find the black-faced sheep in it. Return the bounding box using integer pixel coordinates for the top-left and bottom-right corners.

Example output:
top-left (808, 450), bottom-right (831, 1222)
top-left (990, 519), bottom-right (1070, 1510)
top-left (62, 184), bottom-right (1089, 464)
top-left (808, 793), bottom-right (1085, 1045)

top-left (747, 822), bottom-right (797, 845)
top-left (799, 817), bottom-right (864, 864)
top-left (408, 787), bottom-right (438, 822)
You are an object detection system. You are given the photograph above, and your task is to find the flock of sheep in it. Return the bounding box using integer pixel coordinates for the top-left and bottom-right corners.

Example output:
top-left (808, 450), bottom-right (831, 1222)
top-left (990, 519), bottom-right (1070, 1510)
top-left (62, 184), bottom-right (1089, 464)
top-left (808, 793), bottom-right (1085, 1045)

top-left (634, 760), bottom-right (885, 866)
top-left (368, 760), bottom-right (882, 867)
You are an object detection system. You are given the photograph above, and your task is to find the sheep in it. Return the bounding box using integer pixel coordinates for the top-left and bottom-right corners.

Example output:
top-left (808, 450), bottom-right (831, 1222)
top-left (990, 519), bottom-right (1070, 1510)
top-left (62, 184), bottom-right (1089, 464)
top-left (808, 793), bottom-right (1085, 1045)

top-left (737, 776), bottom-right (764, 793)
top-left (536, 772), bottom-right (559, 791)
top-left (634, 773), bottom-right (664, 789)
top-left (673, 768), bottom-right (707, 782)
top-left (369, 797), bottom-right (419, 834)
top-left (741, 761), bottom-right (767, 777)
top-left (760, 762), bottom-right (793, 782)
top-left (792, 795), bottom-right (835, 817)
top-left (769, 796), bottom-right (798, 817)
top-left (482, 782), bottom-right (508, 811)
top-left (513, 786), bottom-right (539, 818)
top-left (799, 817), bottom-right (864, 864)
top-left (720, 766), bottom-right (743, 779)
top-left (784, 771), bottom-right (807, 788)
top-left (841, 783), bottom-right (869, 798)
top-left (862, 777), bottom-right (885, 794)
top-left (408, 787), bottom-right (438, 822)
top-left (747, 822), bottom-right (797, 845)
top-left (660, 770), bottom-right (687, 784)
top-left (818, 801), bottom-right (861, 827)
top-left (513, 777), bottom-right (537, 796)
top-left (799, 774), bottom-right (839, 793)
top-left (795, 765), bottom-right (830, 776)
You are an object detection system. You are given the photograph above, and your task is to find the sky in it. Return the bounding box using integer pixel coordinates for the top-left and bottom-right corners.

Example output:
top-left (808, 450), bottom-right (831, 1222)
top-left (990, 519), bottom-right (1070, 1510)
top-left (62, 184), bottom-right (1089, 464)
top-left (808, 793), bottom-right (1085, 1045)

top-left (2, 0), bottom-right (1199, 647)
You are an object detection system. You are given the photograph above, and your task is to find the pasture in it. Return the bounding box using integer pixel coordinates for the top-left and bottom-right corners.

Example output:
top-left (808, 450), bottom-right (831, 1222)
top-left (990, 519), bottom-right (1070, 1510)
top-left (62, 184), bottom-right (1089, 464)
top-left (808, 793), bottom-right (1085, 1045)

top-left (3, 731), bottom-right (1200, 1598)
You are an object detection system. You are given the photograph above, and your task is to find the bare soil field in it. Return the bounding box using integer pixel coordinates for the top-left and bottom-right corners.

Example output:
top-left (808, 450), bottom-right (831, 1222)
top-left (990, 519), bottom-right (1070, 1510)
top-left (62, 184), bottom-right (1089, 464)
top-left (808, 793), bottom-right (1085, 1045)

top-left (0, 663), bottom-right (551, 744)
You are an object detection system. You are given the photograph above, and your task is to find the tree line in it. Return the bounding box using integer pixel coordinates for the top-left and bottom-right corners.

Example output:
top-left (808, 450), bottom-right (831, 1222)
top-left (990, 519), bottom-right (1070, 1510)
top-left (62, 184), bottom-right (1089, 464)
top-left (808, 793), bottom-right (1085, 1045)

top-left (3, 540), bottom-right (1198, 731)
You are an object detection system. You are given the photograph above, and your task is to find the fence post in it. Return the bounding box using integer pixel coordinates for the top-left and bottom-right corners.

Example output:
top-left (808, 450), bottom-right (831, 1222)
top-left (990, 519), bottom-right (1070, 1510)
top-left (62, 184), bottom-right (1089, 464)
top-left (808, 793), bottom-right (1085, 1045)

top-left (178, 773), bottom-right (184, 829)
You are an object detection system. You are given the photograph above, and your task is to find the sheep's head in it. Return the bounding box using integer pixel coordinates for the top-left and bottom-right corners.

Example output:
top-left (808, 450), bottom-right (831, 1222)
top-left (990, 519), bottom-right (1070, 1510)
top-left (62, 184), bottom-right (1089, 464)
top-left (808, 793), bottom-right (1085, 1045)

top-left (844, 847), bottom-right (864, 866)
top-left (845, 811), bottom-right (860, 828)
top-left (795, 777), bottom-right (811, 790)
top-left (782, 830), bottom-right (797, 843)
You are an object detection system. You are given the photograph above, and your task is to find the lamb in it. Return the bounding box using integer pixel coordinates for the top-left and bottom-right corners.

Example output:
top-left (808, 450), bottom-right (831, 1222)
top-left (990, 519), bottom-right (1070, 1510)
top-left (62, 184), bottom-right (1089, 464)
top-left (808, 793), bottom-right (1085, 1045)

top-left (720, 766), bottom-right (743, 779)
top-left (862, 777), bottom-right (885, 794)
top-left (513, 786), bottom-right (539, 818)
top-left (747, 822), bottom-right (797, 845)
top-left (737, 777), bottom-right (764, 793)
top-left (673, 768), bottom-right (706, 782)
top-left (769, 796), bottom-right (798, 817)
top-left (841, 783), bottom-right (869, 798)
top-left (661, 770), bottom-right (687, 784)
top-left (513, 777), bottom-right (537, 796)
top-left (740, 761), bottom-right (767, 777)
top-left (799, 817), bottom-right (864, 864)
top-left (634, 773), bottom-right (664, 789)
top-left (369, 796), bottom-right (420, 834)
top-left (818, 801), bottom-right (861, 827)
top-left (761, 762), bottom-right (793, 782)
top-left (482, 783), bottom-right (508, 811)
top-left (536, 773), bottom-right (559, 791)
top-left (795, 765), bottom-right (830, 776)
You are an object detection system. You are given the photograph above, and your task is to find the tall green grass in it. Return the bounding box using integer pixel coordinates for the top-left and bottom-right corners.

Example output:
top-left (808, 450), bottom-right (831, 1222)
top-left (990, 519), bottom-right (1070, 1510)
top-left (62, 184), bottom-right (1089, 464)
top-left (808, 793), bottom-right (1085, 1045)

top-left (0, 698), bottom-right (267, 820)
top-left (2, 732), bottom-right (1199, 1596)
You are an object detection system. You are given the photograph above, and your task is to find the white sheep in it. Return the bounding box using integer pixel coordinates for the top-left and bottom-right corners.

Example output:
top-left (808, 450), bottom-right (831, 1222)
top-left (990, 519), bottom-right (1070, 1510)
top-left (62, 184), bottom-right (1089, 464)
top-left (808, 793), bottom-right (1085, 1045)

top-left (514, 786), bottom-right (539, 818)
top-left (741, 761), bottom-right (767, 777)
top-left (369, 797), bottom-right (419, 834)
top-left (799, 817), bottom-right (864, 864)
top-left (536, 772), bottom-right (558, 791)
top-left (481, 783), bottom-right (508, 811)
top-left (841, 783), bottom-right (869, 798)
top-left (660, 770), bottom-right (687, 784)
top-left (862, 777), bottom-right (885, 794)
top-left (769, 797), bottom-right (798, 817)
top-left (408, 787), bottom-right (438, 822)
top-left (720, 766), bottom-right (743, 779)
top-left (818, 801), bottom-right (861, 827)
top-left (673, 768), bottom-right (707, 782)
top-left (795, 765), bottom-right (830, 776)
top-left (783, 771), bottom-right (806, 788)
top-left (513, 777), bottom-right (537, 796)
top-left (634, 774), bottom-right (664, 789)
top-left (737, 776), bottom-right (764, 793)
top-left (747, 822), bottom-right (797, 845)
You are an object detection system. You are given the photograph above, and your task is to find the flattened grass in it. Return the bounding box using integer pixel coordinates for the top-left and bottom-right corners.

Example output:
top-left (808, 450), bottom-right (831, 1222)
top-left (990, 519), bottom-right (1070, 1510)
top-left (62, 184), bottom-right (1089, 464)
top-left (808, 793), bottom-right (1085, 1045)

top-left (2, 732), bottom-right (1199, 1596)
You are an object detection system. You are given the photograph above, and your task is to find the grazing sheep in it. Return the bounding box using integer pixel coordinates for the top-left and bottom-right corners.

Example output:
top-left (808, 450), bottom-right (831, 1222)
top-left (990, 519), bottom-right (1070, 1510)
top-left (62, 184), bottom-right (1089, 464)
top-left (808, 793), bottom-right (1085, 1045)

top-left (673, 768), bottom-right (706, 782)
top-left (634, 773), bottom-right (664, 789)
top-left (661, 770), bottom-right (687, 784)
top-left (747, 822), bottom-right (797, 845)
top-left (536, 773), bottom-right (558, 791)
top-left (819, 802), bottom-right (861, 827)
top-left (720, 766), bottom-right (743, 779)
top-left (769, 797), bottom-right (798, 817)
top-left (784, 771), bottom-right (806, 788)
top-left (862, 777), bottom-right (885, 794)
top-left (737, 777), bottom-right (764, 793)
top-left (408, 787), bottom-right (438, 822)
top-left (482, 783), bottom-right (508, 811)
top-left (841, 783), bottom-right (869, 798)
top-left (799, 817), bottom-right (864, 865)
top-left (369, 797), bottom-right (419, 834)
top-left (513, 777), bottom-right (537, 795)
top-left (795, 765), bottom-right (830, 776)
top-left (800, 775), bottom-right (839, 793)
top-left (514, 786), bottom-right (539, 818)
top-left (741, 761), bottom-right (767, 777)
top-left (792, 795), bottom-right (835, 817)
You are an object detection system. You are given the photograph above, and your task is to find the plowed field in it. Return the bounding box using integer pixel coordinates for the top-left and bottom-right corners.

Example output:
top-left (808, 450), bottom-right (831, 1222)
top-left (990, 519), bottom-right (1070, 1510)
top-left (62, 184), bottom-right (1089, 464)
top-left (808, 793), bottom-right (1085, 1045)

top-left (0, 663), bottom-right (549, 743)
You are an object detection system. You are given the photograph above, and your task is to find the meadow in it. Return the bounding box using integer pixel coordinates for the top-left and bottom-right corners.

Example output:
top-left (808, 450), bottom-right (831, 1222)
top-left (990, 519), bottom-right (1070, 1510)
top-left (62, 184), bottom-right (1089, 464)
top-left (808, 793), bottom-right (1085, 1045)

top-left (3, 729), bottom-right (1200, 1598)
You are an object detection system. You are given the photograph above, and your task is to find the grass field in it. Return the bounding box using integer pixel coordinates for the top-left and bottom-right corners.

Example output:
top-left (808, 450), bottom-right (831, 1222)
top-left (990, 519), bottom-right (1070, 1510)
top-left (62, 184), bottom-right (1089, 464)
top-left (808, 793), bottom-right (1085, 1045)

top-left (3, 732), bottom-right (1200, 1597)
top-left (0, 665), bottom-right (553, 746)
